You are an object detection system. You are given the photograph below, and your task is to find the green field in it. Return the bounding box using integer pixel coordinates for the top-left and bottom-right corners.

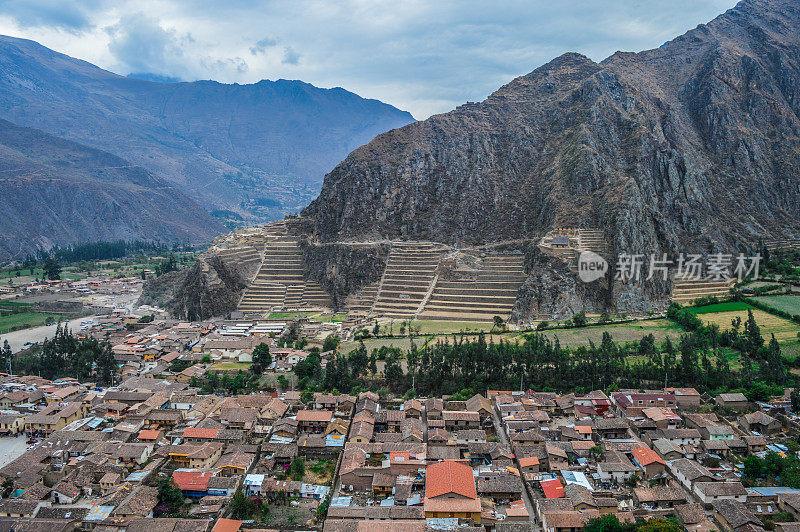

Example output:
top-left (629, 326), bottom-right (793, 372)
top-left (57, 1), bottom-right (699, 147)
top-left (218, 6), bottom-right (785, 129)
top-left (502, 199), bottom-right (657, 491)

top-left (0, 312), bottom-right (60, 334)
top-left (542, 319), bottom-right (683, 347)
top-left (697, 307), bottom-right (800, 344)
top-left (208, 362), bottom-right (251, 371)
top-left (753, 295), bottom-right (800, 316)
top-left (688, 302), bottom-right (753, 314)
top-left (376, 319), bottom-right (497, 335)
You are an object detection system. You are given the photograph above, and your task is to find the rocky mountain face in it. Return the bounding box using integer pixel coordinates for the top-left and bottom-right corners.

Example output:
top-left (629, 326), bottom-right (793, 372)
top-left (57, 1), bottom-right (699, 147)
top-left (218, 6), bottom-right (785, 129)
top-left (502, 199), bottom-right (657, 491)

top-left (301, 0), bottom-right (800, 316)
top-left (0, 119), bottom-right (223, 262)
top-left (0, 35), bottom-right (414, 225)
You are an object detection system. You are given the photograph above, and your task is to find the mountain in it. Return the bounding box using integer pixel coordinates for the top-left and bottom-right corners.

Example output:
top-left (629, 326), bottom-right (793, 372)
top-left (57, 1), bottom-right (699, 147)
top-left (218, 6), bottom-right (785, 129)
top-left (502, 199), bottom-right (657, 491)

top-left (0, 35), bottom-right (414, 223)
top-left (0, 118), bottom-right (223, 261)
top-left (305, 0), bottom-right (800, 252)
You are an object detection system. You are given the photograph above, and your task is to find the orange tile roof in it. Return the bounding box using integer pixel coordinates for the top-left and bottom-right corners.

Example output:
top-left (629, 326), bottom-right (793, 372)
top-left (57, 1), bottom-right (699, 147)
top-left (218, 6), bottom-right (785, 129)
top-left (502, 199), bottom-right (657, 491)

top-left (575, 425), bottom-right (592, 434)
top-left (518, 456), bottom-right (540, 468)
top-left (296, 410), bottom-right (333, 422)
top-left (212, 518), bottom-right (242, 532)
top-left (425, 460), bottom-right (477, 500)
top-left (137, 429), bottom-right (161, 441)
top-left (183, 427), bottom-right (220, 439)
top-left (631, 445), bottom-right (665, 466)
top-left (172, 470), bottom-right (213, 491)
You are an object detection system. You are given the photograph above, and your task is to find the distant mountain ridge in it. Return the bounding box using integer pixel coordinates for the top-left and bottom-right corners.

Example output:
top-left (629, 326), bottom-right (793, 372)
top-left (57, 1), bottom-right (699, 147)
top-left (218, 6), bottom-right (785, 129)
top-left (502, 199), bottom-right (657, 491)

top-left (0, 118), bottom-right (223, 261)
top-left (0, 35), bottom-right (414, 223)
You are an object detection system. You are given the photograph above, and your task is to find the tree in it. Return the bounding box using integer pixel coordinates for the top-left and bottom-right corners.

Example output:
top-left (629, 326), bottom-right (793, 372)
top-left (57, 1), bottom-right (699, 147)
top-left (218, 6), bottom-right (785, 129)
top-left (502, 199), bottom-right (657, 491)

top-left (322, 335), bottom-right (340, 352)
top-left (572, 312), bottom-right (587, 328)
top-left (791, 389), bottom-right (800, 413)
top-left (492, 315), bottom-right (505, 332)
top-left (743, 455), bottom-right (764, 480)
top-left (253, 343), bottom-right (272, 368)
top-left (289, 457), bottom-right (306, 481)
top-left (156, 477), bottom-right (184, 516)
top-left (230, 487), bottom-right (254, 519)
top-left (42, 256), bottom-right (61, 280)
top-left (372, 321), bottom-right (380, 337)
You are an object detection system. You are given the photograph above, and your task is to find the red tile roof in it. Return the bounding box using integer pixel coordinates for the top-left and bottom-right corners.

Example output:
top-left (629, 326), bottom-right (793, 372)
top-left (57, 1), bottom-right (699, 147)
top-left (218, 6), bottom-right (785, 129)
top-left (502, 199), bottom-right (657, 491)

top-left (425, 460), bottom-right (477, 500)
top-left (631, 446), bottom-right (666, 466)
top-left (183, 427), bottom-right (220, 439)
top-left (212, 518), bottom-right (242, 532)
top-left (541, 478), bottom-right (565, 498)
top-left (171, 470), bottom-right (213, 491)
top-left (137, 429), bottom-right (161, 441)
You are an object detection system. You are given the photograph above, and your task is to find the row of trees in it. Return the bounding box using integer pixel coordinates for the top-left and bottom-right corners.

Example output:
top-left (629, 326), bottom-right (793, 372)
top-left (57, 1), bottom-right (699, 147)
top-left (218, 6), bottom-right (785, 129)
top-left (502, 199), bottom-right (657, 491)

top-left (291, 305), bottom-right (793, 400)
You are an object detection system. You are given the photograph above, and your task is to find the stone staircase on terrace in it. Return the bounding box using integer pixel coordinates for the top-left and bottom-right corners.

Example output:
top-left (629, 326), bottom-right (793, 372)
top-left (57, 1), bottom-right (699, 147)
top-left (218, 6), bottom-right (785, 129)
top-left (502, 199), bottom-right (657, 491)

top-left (237, 221), bottom-right (333, 313)
top-left (417, 254), bottom-right (527, 322)
top-left (370, 242), bottom-right (446, 319)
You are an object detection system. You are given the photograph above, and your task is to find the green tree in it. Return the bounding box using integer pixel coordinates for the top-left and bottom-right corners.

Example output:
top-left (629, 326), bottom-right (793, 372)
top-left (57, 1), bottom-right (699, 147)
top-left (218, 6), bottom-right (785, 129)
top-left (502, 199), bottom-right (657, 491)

top-left (253, 343), bottom-right (272, 368)
top-left (156, 477), bottom-right (184, 516)
top-left (572, 312), bottom-right (587, 328)
top-left (42, 256), bottom-right (61, 280)
top-left (230, 487), bottom-right (254, 519)
top-left (289, 457), bottom-right (306, 481)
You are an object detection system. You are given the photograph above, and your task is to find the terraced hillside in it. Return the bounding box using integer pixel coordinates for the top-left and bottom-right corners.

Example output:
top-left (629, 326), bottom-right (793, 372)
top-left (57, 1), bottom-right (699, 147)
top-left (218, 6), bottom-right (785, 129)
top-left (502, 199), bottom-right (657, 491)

top-left (418, 255), bottom-right (527, 322)
top-left (371, 243), bottom-right (446, 319)
top-left (237, 221), bottom-right (333, 313)
top-left (671, 279), bottom-right (734, 305)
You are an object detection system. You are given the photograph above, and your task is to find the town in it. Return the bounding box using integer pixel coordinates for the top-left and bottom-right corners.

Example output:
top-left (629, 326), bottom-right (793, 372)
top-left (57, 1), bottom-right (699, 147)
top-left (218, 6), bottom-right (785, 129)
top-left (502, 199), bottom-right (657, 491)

top-left (1, 280), bottom-right (800, 532)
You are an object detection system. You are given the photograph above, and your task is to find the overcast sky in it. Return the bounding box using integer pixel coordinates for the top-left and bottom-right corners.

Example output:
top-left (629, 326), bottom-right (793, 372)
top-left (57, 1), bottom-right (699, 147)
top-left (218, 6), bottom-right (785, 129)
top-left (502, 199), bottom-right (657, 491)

top-left (0, 0), bottom-right (739, 119)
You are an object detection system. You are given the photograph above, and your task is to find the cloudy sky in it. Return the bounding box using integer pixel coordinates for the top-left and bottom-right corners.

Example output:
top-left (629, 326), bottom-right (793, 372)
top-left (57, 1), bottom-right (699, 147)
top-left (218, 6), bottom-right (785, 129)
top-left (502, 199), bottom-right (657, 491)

top-left (0, 0), bottom-right (739, 119)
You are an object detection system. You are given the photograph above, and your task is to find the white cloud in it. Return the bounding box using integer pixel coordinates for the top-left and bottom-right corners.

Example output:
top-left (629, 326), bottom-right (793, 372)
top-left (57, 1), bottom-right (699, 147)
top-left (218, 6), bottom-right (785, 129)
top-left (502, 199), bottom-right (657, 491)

top-left (0, 0), bottom-right (740, 118)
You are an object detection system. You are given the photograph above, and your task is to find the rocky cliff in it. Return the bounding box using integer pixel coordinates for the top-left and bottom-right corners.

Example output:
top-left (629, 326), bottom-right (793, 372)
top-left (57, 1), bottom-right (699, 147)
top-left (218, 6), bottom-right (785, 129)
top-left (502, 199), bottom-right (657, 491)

top-left (303, 0), bottom-right (800, 315)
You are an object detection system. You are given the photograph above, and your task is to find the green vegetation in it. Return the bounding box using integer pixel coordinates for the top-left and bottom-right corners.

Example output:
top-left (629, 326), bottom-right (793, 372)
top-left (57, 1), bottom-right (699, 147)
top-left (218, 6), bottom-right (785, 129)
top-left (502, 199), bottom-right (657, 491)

top-left (12, 324), bottom-right (117, 384)
top-left (585, 515), bottom-right (680, 532)
top-left (754, 295), bottom-right (800, 316)
top-left (742, 446), bottom-right (800, 487)
top-left (0, 312), bottom-right (60, 334)
top-left (688, 301), bottom-right (753, 314)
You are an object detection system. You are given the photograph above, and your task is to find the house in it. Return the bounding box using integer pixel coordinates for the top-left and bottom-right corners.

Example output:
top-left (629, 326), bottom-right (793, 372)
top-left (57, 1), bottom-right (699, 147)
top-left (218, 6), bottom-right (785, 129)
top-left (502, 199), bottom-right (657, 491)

top-left (592, 418), bottom-right (629, 440)
top-left (172, 470), bottom-right (214, 499)
top-left (669, 459), bottom-right (716, 490)
top-left (542, 509), bottom-right (600, 532)
top-left (296, 410), bottom-right (333, 433)
top-left (665, 388), bottom-right (702, 407)
top-left (425, 398), bottom-right (444, 420)
top-left (0, 414), bottom-right (23, 435)
top-left (741, 411), bottom-right (781, 435)
top-left (423, 460), bottom-right (481, 522)
top-left (642, 407), bottom-right (682, 430)
top-left (633, 486), bottom-right (687, 511)
top-left (597, 451), bottom-right (636, 483)
top-left (713, 499), bottom-right (762, 532)
top-left (168, 442), bottom-right (224, 469)
top-left (630, 446), bottom-right (666, 479)
top-left (113, 485), bottom-right (159, 518)
top-left (612, 392), bottom-right (676, 417)
top-left (442, 410), bottom-right (480, 431)
top-left (695, 482), bottom-right (748, 508)
top-left (652, 438), bottom-right (685, 461)
top-left (99, 472), bottom-right (120, 495)
top-left (715, 393), bottom-right (749, 411)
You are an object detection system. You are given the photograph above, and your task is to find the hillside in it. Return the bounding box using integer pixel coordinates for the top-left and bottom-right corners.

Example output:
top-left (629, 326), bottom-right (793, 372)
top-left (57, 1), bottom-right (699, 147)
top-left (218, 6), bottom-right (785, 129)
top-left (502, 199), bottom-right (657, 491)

top-left (0, 35), bottom-right (414, 223)
top-left (0, 119), bottom-right (223, 261)
top-left (305, 0), bottom-right (800, 254)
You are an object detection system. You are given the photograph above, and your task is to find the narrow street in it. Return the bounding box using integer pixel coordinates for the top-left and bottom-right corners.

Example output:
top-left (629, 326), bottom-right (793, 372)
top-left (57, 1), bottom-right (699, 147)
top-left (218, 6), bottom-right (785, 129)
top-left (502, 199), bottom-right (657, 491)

top-left (491, 408), bottom-right (540, 532)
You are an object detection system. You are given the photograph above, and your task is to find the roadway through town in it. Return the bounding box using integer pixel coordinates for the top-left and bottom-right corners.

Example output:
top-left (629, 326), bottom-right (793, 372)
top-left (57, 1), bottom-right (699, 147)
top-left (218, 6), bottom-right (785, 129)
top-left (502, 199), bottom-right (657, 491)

top-left (491, 407), bottom-right (540, 532)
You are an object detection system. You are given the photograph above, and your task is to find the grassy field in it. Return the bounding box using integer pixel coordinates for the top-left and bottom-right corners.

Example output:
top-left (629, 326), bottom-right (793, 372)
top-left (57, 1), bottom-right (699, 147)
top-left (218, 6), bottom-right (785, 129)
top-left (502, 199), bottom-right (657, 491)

top-left (688, 302), bottom-right (753, 314)
top-left (541, 319), bottom-right (683, 347)
top-left (340, 337), bottom-right (421, 353)
top-left (753, 295), bottom-right (800, 316)
top-left (377, 319), bottom-right (497, 335)
top-left (0, 311), bottom-right (60, 334)
top-left (697, 308), bottom-right (800, 343)
top-left (208, 362), bottom-right (252, 371)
